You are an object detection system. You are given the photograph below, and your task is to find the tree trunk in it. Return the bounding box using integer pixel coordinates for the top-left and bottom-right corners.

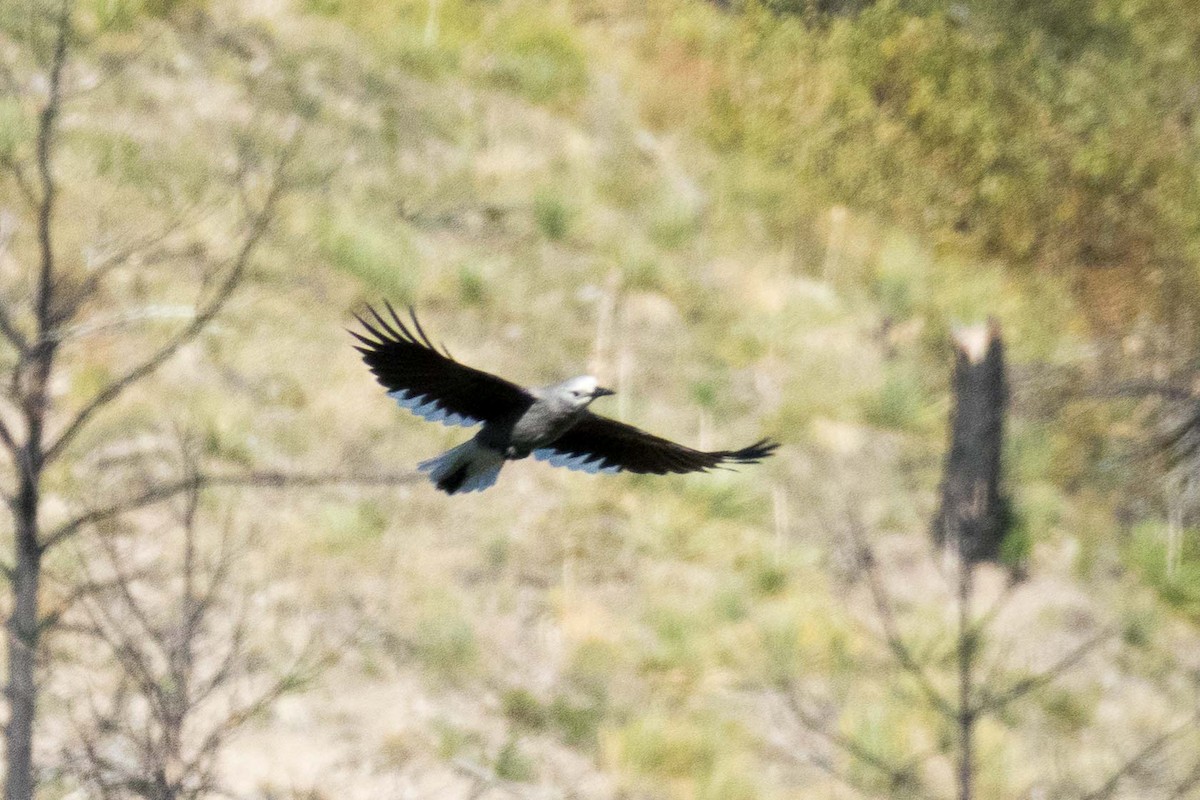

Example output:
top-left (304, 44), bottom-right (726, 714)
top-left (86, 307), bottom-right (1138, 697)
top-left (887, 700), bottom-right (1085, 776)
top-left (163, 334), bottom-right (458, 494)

top-left (6, 337), bottom-right (55, 800)
top-left (933, 321), bottom-right (1010, 562)
top-left (956, 550), bottom-right (974, 800)
top-left (6, 477), bottom-right (41, 800)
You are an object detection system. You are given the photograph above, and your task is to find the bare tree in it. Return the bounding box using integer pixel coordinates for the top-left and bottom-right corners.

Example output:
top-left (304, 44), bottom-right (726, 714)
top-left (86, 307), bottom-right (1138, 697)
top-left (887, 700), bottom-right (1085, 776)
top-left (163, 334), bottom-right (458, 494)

top-left (62, 465), bottom-right (312, 800)
top-left (0, 4), bottom-right (411, 798)
top-left (763, 325), bottom-right (1199, 799)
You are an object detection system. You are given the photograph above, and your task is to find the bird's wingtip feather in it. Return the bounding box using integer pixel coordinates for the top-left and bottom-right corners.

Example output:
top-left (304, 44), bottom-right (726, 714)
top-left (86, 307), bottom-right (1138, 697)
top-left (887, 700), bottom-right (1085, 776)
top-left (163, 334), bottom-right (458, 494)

top-left (722, 438), bottom-right (781, 465)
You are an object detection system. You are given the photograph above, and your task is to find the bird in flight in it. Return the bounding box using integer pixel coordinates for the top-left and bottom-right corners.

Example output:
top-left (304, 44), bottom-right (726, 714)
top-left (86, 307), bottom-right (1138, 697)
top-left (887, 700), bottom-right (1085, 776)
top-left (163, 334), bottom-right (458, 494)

top-left (351, 303), bottom-right (778, 495)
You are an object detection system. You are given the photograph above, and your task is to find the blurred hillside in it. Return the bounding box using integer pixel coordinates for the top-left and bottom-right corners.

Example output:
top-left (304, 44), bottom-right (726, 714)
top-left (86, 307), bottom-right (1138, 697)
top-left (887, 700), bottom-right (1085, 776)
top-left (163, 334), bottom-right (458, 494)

top-left (2, 0), bottom-right (1199, 798)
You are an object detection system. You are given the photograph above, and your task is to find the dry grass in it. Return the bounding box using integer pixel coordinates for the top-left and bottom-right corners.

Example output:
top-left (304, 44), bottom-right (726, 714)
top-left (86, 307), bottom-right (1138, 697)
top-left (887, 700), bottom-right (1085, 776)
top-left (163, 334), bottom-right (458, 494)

top-left (1, 1), bottom-right (1197, 798)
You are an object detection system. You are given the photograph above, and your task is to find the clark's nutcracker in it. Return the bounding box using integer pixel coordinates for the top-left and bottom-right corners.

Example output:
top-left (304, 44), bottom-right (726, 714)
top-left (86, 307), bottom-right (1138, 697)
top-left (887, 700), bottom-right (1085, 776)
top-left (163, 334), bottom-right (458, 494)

top-left (351, 303), bottom-right (778, 495)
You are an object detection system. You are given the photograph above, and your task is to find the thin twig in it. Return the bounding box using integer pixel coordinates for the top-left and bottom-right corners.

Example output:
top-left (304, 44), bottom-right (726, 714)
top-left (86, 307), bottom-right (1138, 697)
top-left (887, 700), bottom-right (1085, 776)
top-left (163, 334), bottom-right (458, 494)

top-left (780, 685), bottom-right (928, 796)
top-left (844, 509), bottom-right (956, 719)
top-left (59, 201), bottom-right (214, 327)
top-left (41, 468), bottom-right (420, 552)
top-left (61, 29), bottom-right (164, 102)
top-left (1166, 756), bottom-right (1200, 800)
top-left (0, 214), bottom-right (30, 352)
top-left (973, 628), bottom-right (1112, 716)
top-left (34, 0), bottom-right (71, 333)
top-left (1081, 710), bottom-right (1200, 800)
top-left (0, 417), bottom-right (20, 460)
top-left (43, 133), bottom-right (300, 465)
top-left (0, 153), bottom-right (38, 209)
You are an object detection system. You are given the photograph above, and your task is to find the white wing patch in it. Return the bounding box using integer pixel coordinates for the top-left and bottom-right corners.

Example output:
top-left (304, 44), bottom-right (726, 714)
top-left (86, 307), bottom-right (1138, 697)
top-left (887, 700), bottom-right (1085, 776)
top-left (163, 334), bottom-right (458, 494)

top-left (533, 448), bottom-right (621, 475)
top-left (389, 390), bottom-right (480, 427)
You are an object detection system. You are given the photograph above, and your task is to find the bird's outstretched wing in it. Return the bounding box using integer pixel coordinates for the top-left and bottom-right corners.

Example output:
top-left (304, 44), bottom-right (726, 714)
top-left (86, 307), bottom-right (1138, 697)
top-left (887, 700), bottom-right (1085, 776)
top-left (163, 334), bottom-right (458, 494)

top-left (533, 412), bottom-right (778, 475)
top-left (351, 303), bottom-right (534, 427)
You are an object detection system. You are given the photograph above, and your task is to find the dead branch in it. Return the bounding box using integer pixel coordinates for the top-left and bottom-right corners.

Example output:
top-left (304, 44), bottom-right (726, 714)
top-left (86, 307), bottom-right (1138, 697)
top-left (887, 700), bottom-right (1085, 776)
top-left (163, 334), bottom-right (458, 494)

top-left (34, 0), bottom-right (71, 331)
top-left (41, 467), bottom-right (420, 552)
top-left (778, 684), bottom-right (931, 797)
top-left (66, 478), bottom-right (317, 800)
top-left (0, 215), bottom-right (30, 353)
top-left (57, 201), bottom-right (215, 329)
top-left (0, 153), bottom-right (38, 209)
top-left (843, 509), bottom-right (956, 719)
top-left (973, 628), bottom-right (1113, 716)
top-left (43, 131), bottom-right (300, 465)
top-left (1081, 710), bottom-right (1200, 800)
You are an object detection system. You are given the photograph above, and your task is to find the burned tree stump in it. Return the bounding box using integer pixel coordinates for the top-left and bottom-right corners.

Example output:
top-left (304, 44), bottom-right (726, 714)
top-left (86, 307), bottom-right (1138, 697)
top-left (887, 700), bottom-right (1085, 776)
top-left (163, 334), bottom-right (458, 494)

top-left (933, 321), bottom-right (1010, 563)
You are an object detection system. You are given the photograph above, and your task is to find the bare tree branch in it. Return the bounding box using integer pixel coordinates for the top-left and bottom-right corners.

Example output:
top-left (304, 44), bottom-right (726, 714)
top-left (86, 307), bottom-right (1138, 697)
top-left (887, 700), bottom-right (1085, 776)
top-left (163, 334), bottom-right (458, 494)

top-left (778, 685), bottom-right (931, 797)
top-left (43, 133), bottom-right (300, 465)
top-left (66, 473), bottom-right (323, 800)
top-left (61, 29), bottom-right (165, 103)
top-left (0, 418), bottom-right (19, 462)
top-left (1166, 756), bottom-right (1200, 800)
top-left (1081, 710), bottom-right (1200, 800)
top-left (34, 0), bottom-right (71, 334)
top-left (41, 467), bottom-right (419, 552)
top-left (843, 510), bottom-right (956, 719)
top-left (0, 209), bottom-right (31, 354)
top-left (973, 628), bottom-right (1112, 716)
top-left (0, 154), bottom-right (38, 209)
top-left (1084, 381), bottom-right (1196, 403)
top-left (56, 201), bottom-right (214, 329)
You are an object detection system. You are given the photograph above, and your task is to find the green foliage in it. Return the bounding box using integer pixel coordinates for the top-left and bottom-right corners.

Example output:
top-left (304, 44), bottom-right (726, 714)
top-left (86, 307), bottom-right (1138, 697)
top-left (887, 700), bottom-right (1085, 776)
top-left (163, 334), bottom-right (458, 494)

top-left (862, 365), bottom-right (930, 431)
top-left (502, 688), bottom-right (548, 731)
top-left (502, 687), bottom-right (605, 747)
top-left (494, 736), bottom-right (535, 782)
top-left (1040, 687), bottom-right (1096, 734)
top-left (456, 262), bottom-right (489, 306)
top-left (302, 0), bottom-right (343, 14)
top-left (482, 13), bottom-right (589, 107)
top-left (412, 611), bottom-right (479, 682)
top-left (566, 639), bottom-right (623, 699)
top-left (548, 695), bottom-right (605, 747)
top-left (317, 210), bottom-right (419, 301)
top-left (433, 719), bottom-right (485, 760)
top-left (83, 0), bottom-right (208, 28)
top-left (617, 715), bottom-right (718, 778)
top-left (653, 0), bottom-right (1200, 340)
top-left (648, 197), bottom-right (701, 251)
top-left (751, 560), bottom-right (788, 597)
top-left (1127, 521), bottom-right (1200, 621)
top-left (317, 501), bottom-right (388, 553)
top-left (533, 189), bottom-right (573, 241)
top-left (1120, 604), bottom-right (1157, 650)
top-left (998, 500), bottom-right (1032, 570)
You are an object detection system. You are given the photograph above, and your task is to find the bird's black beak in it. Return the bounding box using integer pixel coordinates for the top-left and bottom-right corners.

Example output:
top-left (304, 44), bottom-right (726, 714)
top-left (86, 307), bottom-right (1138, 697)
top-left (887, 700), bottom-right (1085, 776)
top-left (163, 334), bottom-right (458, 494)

top-left (592, 386), bottom-right (616, 398)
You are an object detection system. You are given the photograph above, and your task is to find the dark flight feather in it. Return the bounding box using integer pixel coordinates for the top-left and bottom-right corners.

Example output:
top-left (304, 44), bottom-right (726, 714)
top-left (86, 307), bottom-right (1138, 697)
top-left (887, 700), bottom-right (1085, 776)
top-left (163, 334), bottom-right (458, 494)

top-left (534, 412), bottom-right (779, 475)
top-left (350, 303), bottom-right (534, 427)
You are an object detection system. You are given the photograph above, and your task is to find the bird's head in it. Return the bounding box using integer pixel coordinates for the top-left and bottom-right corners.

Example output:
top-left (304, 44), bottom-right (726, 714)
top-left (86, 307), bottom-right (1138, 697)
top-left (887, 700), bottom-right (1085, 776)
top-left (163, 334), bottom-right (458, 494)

top-left (557, 375), bottom-right (615, 409)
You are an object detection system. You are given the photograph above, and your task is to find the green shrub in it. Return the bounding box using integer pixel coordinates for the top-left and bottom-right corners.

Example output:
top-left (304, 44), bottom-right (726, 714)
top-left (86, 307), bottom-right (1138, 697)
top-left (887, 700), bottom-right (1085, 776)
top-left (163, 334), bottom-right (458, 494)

top-left (413, 612), bottom-right (479, 682)
top-left (533, 190), bottom-right (573, 241)
top-left (502, 688), bottom-right (548, 731)
top-left (317, 210), bottom-right (418, 300)
top-left (1127, 521), bottom-right (1200, 621)
top-left (862, 365), bottom-right (928, 431)
top-left (482, 15), bottom-right (589, 106)
top-left (494, 736), bottom-right (535, 782)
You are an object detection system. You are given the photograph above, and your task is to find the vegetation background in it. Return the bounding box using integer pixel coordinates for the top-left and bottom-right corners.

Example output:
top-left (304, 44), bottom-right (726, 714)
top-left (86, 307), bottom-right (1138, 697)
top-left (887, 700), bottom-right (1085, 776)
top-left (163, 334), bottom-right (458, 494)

top-left (2, 0), bottom-right (1200, 797)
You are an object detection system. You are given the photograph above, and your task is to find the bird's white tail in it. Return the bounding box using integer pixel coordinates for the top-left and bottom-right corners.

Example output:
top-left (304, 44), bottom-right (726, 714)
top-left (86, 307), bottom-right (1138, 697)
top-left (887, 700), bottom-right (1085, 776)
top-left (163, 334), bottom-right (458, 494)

top-left (417, 439), bottom-right (505, 495)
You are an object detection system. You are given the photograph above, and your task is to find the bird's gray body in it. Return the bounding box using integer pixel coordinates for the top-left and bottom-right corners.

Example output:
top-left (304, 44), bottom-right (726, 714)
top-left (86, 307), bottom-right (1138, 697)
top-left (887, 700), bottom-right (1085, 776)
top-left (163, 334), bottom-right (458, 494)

top-left (479, 378), bottom-right (598, 458)
top-left (414, 376), bottom-right (613, 493)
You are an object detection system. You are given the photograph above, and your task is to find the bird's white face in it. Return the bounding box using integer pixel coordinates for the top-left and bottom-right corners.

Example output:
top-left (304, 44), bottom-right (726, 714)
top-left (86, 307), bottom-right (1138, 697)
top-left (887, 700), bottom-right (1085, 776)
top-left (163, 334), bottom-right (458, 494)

top-left (558, 375), bottom-right (615, 409)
